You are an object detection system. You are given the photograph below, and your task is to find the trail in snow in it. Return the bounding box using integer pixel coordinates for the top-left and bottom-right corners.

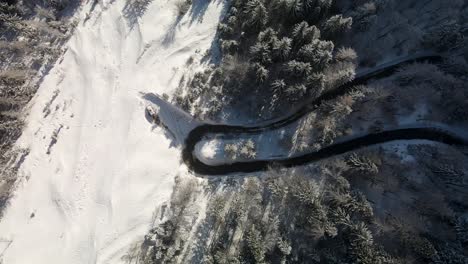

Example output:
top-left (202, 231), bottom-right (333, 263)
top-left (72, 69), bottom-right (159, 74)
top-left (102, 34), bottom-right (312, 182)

top-left (0, 0), bottom-right (225, 263)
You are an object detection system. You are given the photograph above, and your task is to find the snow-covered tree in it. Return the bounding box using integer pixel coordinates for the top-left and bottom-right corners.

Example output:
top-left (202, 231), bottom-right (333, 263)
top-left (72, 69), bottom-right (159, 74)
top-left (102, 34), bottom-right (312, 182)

top-left (285, 60), bottom-right (312, 77)
top-left (346, 153), bottom-right (379, 174)
top-left (240, 139), bottom-right (257, 159)
top-left (277, 238), bottom-right (291, 264)
top-left (291, 178), bottom-right (320, 206)
top-left (243, 0), bottom-right (268, 29)
top-left (324, 61), bottom-right (356, 88)
top-left (257, 27), bottom-right (278, 46)
top-left (225, 143), bottom-right (239, 160)
top-left (348, 222), bottom-right (377, 264)
top-left (273, 37), bottom-right (292, 61)
top-left (227, 14), bottom-right (238, 27)
top-left (250, 42), bottom-right (272, 65)
top-left (322, 14), bottom-right (353, 38)
top-left (246, 224), bottom-right (266, 263)
top-left (335, 47), bottom-right (357, 63)
top-left (297, 39), bottom-right (334, 69)
top-left (306, 73), bottom-right (325, 93)
top-left (292, 21), bottom-right (321, 46)
top-left (271, 79), bottom-right (287, 92)
top-left (218, 23), bottom-right (234, 37)
top-left (224, 139), bottom-right (257, 160)
top-left (351, 2), bottom-right (377, 31)
top-left (285, 83), bottom-right (307, 97)
top-left (274, 0), bottom-right (304, 19)
top-left (0, 2), bottom-right (20, 15)
top-left (220, 39), bottom-right (238, 54)
top-left (251, 63), bottom-right (269, 84)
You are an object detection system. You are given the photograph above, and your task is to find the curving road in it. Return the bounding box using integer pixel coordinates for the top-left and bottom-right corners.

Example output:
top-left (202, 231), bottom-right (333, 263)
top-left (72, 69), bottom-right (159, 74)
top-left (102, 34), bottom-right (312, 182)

top-left (176, 53), bottom-right (468, 175)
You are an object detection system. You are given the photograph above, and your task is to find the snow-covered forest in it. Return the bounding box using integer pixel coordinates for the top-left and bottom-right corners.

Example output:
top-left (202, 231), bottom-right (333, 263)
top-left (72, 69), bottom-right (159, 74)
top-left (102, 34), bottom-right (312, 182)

top-left (0, 0), bottom-right (467, 263)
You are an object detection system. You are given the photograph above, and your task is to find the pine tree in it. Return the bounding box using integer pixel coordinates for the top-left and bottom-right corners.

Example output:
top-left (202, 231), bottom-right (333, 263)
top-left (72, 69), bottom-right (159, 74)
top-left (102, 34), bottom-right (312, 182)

top-left (250, 42), bottom-right (272, 65)
top-left (0, 2), bottom-right (20, 15)
top-left (273, 37), bottom-right (292, 61)
top-left (254, 63), bottom-right (269, 84)
top-left (348, 222), bottom-right (376, 264)
top-left (306, 73), bottom-right (325, 94)
top-left (323, 14), bottom-right (353, 38)
top-left (285, 83), bottom-right (307, 97)
top-left (271, 79), bottom-right (287, 92)
top-left (352, 2), bottom-right (377, 31)
top-left (218, 23), bottom-right (234, 37)
top-left (243, 0), bottom-right (269, 30)
top-left (257, 27), bottom-right (278, 46)
top-left (277, 238), bottom-right (291, 264)
top-left (291, 178), bottom-right (320, 206)
top-left (225, 143), bottom-right (239, 160)
top-left (275, 0), bottom-right (304, 19)
top-left (221, 39), bottom-right (239, 55)
top-left (297, 39), bottom-right (334, 69)
top-left (292, 21), bottom-right (321, 46)
top-left (346, 153), bottom-right (379, 174)
top-left (335, 47), bottom-right (357, 63)
top-left (246, 224), bottom-right (266, 264)
top-left (285, 60), bottom-right (312, 77)
top-left (227, 14), bottom-right (238, 28)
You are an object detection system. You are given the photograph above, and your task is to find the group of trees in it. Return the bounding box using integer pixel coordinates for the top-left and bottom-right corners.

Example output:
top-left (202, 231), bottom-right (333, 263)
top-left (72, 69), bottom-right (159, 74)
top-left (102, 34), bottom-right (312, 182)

top-left (224, 139), bottom-right (257, 160)
top-left (175, 160), bottom-right (393, 263)
top-left (0, 0), bottom-right (75, 217)
top-left (139, 141), bottom-right (468, 263)
top-left (136, 177), bottom-right (202, 263)
top-left (346, 0), bottom-right (467, 66)
top-left (157, 0), bottom-right (468, 263)
top-left (175, 0), bottom-right (356, 121)
top-left (291, 89), bottom-right (360, 152)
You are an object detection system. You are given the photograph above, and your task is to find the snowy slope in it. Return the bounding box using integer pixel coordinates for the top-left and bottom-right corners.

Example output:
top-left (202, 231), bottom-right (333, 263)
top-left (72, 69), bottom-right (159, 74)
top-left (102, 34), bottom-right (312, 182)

top-left (0, 0), bottom-right (224, 263)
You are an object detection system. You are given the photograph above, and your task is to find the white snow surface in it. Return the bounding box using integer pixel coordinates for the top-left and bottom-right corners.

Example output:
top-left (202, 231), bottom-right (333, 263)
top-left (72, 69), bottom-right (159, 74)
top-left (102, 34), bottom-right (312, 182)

top-left (0, 0), bottom-right (224, 263)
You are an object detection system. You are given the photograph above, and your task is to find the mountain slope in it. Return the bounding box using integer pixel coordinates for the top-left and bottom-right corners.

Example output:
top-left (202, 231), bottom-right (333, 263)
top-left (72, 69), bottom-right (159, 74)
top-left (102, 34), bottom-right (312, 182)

top-left (0, 0), bottom-right (225, 263)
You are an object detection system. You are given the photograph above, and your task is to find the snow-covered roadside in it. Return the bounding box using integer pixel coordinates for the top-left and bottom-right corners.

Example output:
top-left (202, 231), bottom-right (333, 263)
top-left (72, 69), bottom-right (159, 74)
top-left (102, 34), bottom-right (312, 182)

top-left (194, 119), bottom-right (468, 166)
top-left (0, 0), bottom-right (225, 263)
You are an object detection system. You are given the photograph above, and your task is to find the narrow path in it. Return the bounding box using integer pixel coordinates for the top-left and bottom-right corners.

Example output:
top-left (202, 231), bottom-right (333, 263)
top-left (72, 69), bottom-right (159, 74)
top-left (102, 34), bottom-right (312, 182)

top-left (176, 53), bottom-right (468, 175)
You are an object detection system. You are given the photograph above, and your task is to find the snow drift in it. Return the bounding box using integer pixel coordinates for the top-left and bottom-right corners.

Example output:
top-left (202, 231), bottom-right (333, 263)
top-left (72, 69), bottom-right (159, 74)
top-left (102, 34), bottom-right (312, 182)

top-left (0, 0), bottom-right (224, 263)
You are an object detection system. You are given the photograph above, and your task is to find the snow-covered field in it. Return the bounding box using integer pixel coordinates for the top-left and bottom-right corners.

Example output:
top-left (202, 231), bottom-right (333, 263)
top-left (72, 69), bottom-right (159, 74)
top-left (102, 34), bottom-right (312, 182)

top-left (0, 0), bottom-right (224, 263)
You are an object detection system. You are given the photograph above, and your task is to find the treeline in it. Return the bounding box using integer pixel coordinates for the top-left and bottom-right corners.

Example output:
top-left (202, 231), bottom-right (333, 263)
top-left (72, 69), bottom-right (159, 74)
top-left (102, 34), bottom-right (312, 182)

top-left (0, 0), bottom-right (77, 217)
top-left (137, 145), bottom-right (468, 263)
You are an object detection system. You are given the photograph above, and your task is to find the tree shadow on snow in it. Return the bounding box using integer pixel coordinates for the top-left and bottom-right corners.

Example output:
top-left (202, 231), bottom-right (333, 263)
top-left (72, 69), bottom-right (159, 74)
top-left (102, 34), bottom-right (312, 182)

top-left (162, 15), bottom-right (184, 47)
top-left (161, 0), bottom-right (226, 47)
top-left (187, 0), bottom-right (213, 25)
top-left (122, 0), bottom-right (154, 30)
